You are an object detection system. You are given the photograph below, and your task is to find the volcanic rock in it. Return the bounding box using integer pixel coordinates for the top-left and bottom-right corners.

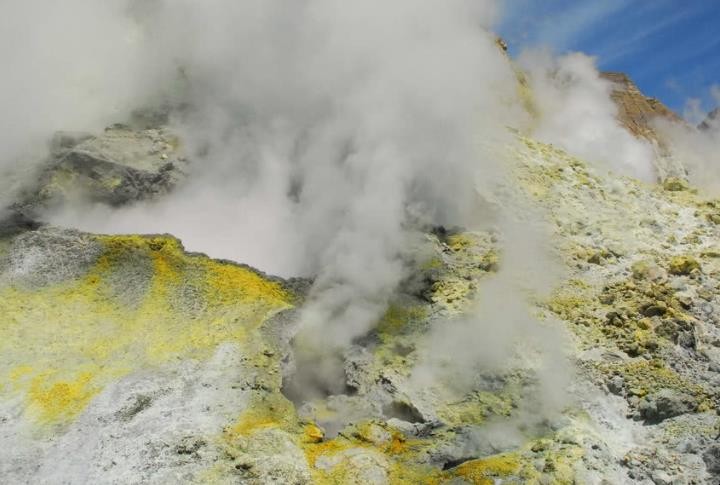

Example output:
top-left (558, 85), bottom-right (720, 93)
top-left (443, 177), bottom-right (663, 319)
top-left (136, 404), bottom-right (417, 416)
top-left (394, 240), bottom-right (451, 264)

top-left (601, 72), bottom-right (687, 181)
top-left (16, 124), bottom-right (187, 214)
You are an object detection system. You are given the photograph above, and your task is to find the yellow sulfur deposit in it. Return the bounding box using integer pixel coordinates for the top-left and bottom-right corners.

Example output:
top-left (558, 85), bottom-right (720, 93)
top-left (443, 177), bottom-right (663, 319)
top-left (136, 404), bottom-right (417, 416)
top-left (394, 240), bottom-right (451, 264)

top-left (455, 453), bottom-right (521, 484)
top-left (0, 235), bottom-right (293, 426)
top-left (224, 393), bottom-right (297, 440)
top-left (27, 371), bottom-right (99, 423)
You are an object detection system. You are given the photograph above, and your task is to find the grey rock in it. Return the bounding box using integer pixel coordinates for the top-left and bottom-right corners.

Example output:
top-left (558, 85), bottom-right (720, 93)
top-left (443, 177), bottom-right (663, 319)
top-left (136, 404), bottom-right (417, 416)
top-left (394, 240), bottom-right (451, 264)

top-left (0, 211), bottom-right (42, 238)
top-left (677, 331), bottom-right (696, 350)
top-left (703, 444), bottom-right (720, 477)
top-left (676, 438), bottom-right (701, 454)
top-left (1, 226), bottom-right (104, 288)
top-left (639, 389), bottom-right (698, 424)
top-left (22, 125), bottom-right (188, 213)
top-left (608, 376), bottom-right (625, 395)
top-left (53, 150), bottom-right (175, 205)
top-left (385, 418), bottom-right (441, 438)
top-left (651, 470), bottom-right (673, 485)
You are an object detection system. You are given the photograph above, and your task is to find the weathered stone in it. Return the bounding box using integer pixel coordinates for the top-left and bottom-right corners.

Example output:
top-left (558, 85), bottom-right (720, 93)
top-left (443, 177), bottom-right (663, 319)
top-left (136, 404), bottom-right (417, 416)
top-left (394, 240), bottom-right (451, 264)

top-left (650, 470), bottom-right (673, 485)
top-left (631, 260), bottom-right (666, 281)
top-left (703, 444), bottom-right (720, 477)
top-left (662, 177), bottom-right (689, 192)
top-left (641, 302), bottom-right (667, 317)
top-left (4, 106), bottom-right (720, 484)
top-left (667, 256), bottom-right (700, 276)
top-left (49, 131), bottom-right (94, 156)
top-left (639, 390), bottom-right (698, 423)
top-left (21, 125), bottom-right (187, 213)
top-left (608, 376), bottom-right (625, 395)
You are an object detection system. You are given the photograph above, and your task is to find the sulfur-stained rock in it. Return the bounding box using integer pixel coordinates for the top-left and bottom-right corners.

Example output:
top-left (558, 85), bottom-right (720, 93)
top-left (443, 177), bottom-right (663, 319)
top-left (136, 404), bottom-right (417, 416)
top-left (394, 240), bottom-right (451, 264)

top-left (230, 428), bottom-right (313, 484)
top-left (17, 124), bottom-right (188, 214)
top-left (663, 177), bottom-right (690, 192)
top-left (632, 260), bottom-right (667, 281)
top-left (668, 256), bottom-right (701, 276)
top-left (639, 389), bottom-right (698, 424)
top-left (0, 225), bottom-right (297, 483)
top-left (314, 448), bottom-right (390, 485)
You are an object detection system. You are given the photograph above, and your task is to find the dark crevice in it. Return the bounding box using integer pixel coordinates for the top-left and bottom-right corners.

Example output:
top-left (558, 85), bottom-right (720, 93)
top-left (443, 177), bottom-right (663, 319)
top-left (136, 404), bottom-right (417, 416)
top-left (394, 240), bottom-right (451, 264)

top-left (382, 400), bottom-right (425, 424)
top-left (442, 456), bottom-right (477, 470)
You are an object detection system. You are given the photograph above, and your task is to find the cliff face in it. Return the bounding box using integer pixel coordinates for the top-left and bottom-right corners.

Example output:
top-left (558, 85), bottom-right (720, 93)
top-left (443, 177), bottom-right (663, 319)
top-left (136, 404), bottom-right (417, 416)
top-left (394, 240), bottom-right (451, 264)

top-left (600, 72), bottom-right (688, 181)
top-left (600, 72), bottom-right (682, 141)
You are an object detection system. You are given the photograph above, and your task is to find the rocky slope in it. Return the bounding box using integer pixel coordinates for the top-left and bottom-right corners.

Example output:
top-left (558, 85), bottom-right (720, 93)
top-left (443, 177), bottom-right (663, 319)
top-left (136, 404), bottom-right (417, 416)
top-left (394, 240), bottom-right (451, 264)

top-left (2, 70), bottom-right (720, 484)
top-left (600, 72), bottom-right (681, 142)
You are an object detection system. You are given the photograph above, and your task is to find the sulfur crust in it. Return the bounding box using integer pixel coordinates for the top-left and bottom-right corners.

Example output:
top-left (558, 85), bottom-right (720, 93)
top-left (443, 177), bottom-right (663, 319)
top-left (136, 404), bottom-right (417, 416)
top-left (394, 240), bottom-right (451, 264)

top-left (0, 234), bottom-right (293, 426)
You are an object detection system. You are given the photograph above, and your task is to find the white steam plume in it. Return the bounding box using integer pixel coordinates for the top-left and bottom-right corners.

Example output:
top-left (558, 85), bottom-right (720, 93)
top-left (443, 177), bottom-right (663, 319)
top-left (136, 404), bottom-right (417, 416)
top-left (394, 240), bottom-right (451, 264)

top-left (681, 85), bottom-right (719, 126)
top-left (518, 49), bottom-right (657, 182)
top-left (41, 1), bottom-right (530, 376)
top-left (47, 0), bottom-right (521, 275)
top-left (656, 85), bottom-right (720, 192)
top-left (412, 199), bottom-right (571, 430)
top-left (683, 98), bottom-right (708, 126)
top-left (4, 0), bottom-right (672, 409)
top-left (0, 0), bottom-right (152, 208)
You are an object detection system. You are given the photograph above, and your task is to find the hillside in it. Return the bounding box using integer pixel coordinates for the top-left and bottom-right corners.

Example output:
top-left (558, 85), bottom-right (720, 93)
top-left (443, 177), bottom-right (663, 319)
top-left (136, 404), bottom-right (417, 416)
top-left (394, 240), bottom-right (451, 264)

top-left (2, 13), bottom-right (720, 485)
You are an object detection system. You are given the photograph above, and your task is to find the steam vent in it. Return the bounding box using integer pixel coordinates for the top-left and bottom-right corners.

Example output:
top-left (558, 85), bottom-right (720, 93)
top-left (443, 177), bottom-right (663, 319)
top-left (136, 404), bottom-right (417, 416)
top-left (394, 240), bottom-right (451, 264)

top-left (2, 2), bottom-right (720, 484)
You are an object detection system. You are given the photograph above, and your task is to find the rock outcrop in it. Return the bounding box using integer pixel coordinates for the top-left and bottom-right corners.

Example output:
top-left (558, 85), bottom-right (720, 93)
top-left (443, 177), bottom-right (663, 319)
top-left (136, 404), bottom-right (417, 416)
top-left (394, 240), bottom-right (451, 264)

top-left (600, 72), bottom-right (682, 141)
top-left (600, 72), bottom-right (688, 181)
top-left (0, 229), bottom-right (304, 483)
top-left (13, 124), bottom-right (187, 217)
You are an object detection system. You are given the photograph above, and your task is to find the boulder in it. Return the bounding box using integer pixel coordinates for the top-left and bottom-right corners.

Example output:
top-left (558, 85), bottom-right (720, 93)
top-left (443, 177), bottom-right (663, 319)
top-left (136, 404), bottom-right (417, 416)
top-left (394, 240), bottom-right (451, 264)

top-left (639, 389), bottom-right (698, 424)
top-left (21, 124), bottom-right (187, 212)
top-left (703, 444), bottom-right (720, 477)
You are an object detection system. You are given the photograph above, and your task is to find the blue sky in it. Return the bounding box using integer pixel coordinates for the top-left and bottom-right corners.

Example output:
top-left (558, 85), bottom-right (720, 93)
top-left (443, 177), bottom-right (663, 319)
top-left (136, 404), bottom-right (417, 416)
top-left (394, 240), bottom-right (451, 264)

top-left (498, 0), bottom-right (720, 114)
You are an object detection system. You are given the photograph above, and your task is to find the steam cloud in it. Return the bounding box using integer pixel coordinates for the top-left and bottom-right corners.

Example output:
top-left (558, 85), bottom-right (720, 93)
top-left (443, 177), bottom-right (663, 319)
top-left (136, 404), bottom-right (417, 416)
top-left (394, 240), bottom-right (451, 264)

top-left (657, 85), bottom-right (720, 192)
top-left (518, 49), bottom-right (656, 182)
top-left (42, 0), bottom-right (527, 370)
top-left (3, 0), bottom-right (712, 419)
top-left (413, 212), bottom-right (571, 413)
top-left (683, 84), bottom-right (720, 126)
top-left (0, 1), bottom-right (151, 209)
